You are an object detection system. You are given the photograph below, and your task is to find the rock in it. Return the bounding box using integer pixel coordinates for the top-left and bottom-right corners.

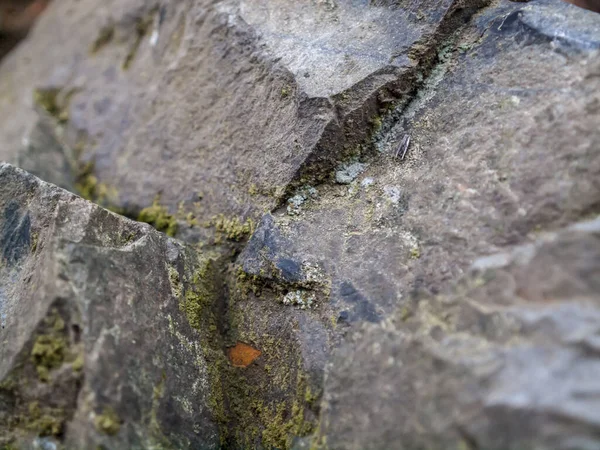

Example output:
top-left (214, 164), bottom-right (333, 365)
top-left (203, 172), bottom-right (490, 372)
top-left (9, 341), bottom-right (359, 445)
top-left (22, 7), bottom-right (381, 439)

top-left (231, 1), bottom-right (600, 447)
top-left (0, 0), bottom-right (489, 239)
top-left (316, 216), bottom-right (600, 450)
top-left (0, 0), bottom-right (599, 448)
top-left (0, 163), bottom-right (224, 449)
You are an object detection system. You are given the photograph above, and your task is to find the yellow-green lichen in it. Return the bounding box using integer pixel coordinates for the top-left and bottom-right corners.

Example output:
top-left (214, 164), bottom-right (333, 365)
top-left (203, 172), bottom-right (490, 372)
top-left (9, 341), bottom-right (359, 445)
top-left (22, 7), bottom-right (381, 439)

top-left (31, 335), bottom-right (66, 382)
top-left (211, 215), bottom-right (254, 243)
top-left (410, 247), bottom-right (421, 259)
top-left (25, 402), bottom-right (65, 437)
top-left (31, 311), bottom-right (67, 382)
top-left (72, 354), bottom-right (84, 372)
top-left (138, 197), bottom-right (178, 237)
top-left (180, 260), bottom-right (217, 330)
top-left (30, 232), bottom-right (39, 253)
top-left (33, 88), bottom-right (67, 122)
top-left (74, 162), bottom-right (121, 212)
top-left (90, 25), bottom-right (114, 54)
top-left (167, 265), bottom-right (183, 299)
top-left (94, 407), bottom-right (122, 436)
top-left (123, 10), bottom-right (155, 70)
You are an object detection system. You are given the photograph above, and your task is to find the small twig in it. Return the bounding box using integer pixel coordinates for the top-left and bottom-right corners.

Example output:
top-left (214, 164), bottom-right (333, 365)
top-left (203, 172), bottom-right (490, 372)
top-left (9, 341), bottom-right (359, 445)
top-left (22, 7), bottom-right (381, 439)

top-left (395, 134), bottom-right (410, 159)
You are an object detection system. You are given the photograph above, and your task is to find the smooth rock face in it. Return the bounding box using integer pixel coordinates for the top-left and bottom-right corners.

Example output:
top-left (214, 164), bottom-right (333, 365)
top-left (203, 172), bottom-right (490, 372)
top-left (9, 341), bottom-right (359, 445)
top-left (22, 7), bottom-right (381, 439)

top-left (317, 217), bottom-right (600, 450)
top-left (0, 163), bottom-right (222, 449)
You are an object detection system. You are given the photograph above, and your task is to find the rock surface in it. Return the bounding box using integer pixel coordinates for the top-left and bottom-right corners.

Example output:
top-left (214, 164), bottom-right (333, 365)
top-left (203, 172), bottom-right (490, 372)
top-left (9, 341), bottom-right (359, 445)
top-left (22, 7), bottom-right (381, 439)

top-left (317, 217), bottom-right (600, 450)
top-left (0, 0), bottom-right (487, 238)
top-left (0, 0), bottom-right (599, 448)
top-left (0, 163), bottom-right (224, 449)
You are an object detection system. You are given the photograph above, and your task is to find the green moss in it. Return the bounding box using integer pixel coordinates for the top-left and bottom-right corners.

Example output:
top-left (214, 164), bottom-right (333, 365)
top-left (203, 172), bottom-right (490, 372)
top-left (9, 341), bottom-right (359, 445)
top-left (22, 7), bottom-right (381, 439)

top-left (211, 215), bottom-right (254, 243)
top-left (33, 87), bottom-right (76, 123)
top-left (180, 260), bottom-right (216, 330)
top-left (185, 212), bottom-right (199, 228)
top-left (33, 88), bottom-right (62, 120)
top-left (94, 407), bottom-right (121, 436)
top-left (31, 335), bottom-right (66, 382)
top-left (371, 115), bottom-right (383, 131)
top-left (149, 371), bottom-right (167, 439)
top-left (0, 444), bottom-right (18, 450)
top-left (138, 197), bottom-right (178, 237)
top-left (72, 354), bottom-right (84, 372)
top-left (74, 162), bottom-right (121, 212)
top-left (167, 265), bottom-right (183, 299)
top-left (410, 247), bottom-right (421, 259)
top-left (281, 86), bottom-right (290, 98)
top-left (30, 232), bottom-right (39, 253)
top-left (26, 402), bottom-right (64, 436)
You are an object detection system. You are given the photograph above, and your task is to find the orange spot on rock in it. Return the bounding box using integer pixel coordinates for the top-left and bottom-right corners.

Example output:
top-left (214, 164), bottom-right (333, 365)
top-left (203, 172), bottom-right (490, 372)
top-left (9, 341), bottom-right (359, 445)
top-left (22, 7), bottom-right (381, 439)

top-left (228, 342), bottom-right (261, 368)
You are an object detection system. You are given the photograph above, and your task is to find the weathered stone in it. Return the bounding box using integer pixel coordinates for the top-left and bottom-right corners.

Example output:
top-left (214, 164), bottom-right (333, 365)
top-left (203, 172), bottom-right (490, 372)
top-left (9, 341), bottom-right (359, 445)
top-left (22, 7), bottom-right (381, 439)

top-left (231, 1), bottom-right (600, 447)
top-left (0, 0), bottom-right (599, 448)
top-left (0, 0), bottom-right (489, 241)
top-left (316, 216), bottom-right (600, 450)
top-left (0, 163), bottom-right (223, 449)
top-left (239, 0), bottom-right (600, 329)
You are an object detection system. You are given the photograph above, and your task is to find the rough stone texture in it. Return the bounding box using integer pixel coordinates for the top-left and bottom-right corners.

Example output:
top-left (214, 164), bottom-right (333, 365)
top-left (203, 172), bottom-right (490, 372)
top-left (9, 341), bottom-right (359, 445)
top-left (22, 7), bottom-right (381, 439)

top-left (0, 0), bottom-right (487, 239)
top-left (317, 216), bottom-right (600, 450)
top-left (0, 0), bottom-right (599, 448)
top-left (0, 163), bottom-right (223, 449)
top-left (231, 0), bottom-right (600, 447)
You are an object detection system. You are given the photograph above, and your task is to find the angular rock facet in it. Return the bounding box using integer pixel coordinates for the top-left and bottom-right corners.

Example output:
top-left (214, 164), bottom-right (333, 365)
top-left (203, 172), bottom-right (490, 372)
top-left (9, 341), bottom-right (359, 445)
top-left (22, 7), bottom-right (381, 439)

top-left (0, 163), bottom-right (223, 449)
top-left (317, 217), bottom-right (600, 450)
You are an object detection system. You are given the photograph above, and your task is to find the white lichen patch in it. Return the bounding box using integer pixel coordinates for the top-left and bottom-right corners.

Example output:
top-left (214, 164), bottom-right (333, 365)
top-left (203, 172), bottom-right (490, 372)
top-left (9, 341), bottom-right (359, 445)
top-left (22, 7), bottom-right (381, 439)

top-left (302, 261), bottom-right (327, 285)
top-left (383, 186), bottom-right (402, 204)
top-left (287, 185), bottom-right (318, 215)
top-left (335, 162), bottom-right (367, 184)
top-left (361, 177), bottom-right (374, 188)
top-left (281, 290), bottom-right (316, 309)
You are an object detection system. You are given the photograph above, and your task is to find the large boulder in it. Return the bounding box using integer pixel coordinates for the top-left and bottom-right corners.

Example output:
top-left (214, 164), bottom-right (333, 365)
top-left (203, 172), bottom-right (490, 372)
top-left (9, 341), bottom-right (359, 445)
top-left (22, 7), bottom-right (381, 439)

top-left (228, 1), bottom-right (600, 447)
top-left (0, 0), bottom-right (489, 240)
top-left (0, 163), bottom-right (225, 449)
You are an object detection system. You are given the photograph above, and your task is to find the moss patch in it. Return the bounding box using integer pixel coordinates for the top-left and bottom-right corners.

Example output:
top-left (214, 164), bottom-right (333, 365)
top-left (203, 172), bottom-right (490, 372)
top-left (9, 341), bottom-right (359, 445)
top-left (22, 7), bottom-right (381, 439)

top-left (180, 259), bottom-right (217, 330)
top-left (138, 197), bottom-right (178, 237)
top-left (26, 402), bottom-right (64, 437)
top-left (210, 215), bottom-right (254, 243)
top-left (30, 313), bottom-right (68, 382)
top-left (31, 335), bottom-right (66, 382)
top-left (75, 161), bottom-right (122, 213)
top-left (95, 407), bottom-right (122, 436)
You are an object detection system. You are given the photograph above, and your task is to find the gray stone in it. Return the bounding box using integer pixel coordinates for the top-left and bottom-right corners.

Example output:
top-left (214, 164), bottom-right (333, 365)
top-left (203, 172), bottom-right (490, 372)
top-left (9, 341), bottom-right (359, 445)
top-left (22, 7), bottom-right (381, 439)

top-left (0, 0), bottom-right (599, 448)
top-left (0, 163), bottom-right (223, 449)
top-left (0, 0), bottom-right (489, 238)
top-left (316, 216), bottom-right (600, 450)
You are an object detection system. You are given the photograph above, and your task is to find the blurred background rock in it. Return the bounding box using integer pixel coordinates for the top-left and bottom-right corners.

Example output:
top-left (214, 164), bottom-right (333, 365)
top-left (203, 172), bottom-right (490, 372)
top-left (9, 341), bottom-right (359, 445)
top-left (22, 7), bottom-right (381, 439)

top-left (0, 0), bottom-right (49, 59)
